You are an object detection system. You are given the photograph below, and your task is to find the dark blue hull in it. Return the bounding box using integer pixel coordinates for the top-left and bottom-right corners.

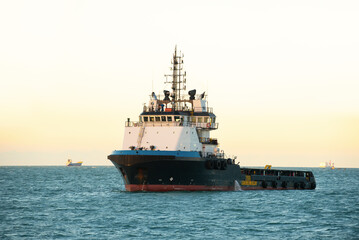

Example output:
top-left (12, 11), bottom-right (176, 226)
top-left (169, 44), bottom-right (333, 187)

top-left (108, 150), bottom-right (316, 191)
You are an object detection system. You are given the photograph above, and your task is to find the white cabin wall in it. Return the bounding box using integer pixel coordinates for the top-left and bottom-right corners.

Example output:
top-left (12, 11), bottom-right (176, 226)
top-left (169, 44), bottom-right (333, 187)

top-left (186, 127), bottom-right (202, 151)
top-left (140, 126), bottom-right (201, 151)
top-left (193, 100), bottom-right (206, 112)
top-left (122, 127), bottom-right (140, 150)
top-left (197, 129), bottom-right (210, 139)
top-left (122, 126), bottom-right (202, 151)
top-left (202, 144), bottom-right (216, 155)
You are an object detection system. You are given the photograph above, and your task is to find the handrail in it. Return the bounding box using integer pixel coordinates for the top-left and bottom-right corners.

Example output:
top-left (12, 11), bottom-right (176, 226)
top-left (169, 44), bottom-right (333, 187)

top-left (151, 93), bottom-right (208, 102)
top-left (125, 121), bottom-right (218, 129)
top-left (199, 137), bottom-right (218, 145)
top-left (205, 152), bottom-right (226, 159)
top-left (143, 106), bottom-right (213, 113)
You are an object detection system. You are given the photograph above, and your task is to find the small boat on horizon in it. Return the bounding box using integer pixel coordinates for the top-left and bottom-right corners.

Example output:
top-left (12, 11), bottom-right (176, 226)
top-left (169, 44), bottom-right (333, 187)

top-left (320, 160), bottom-right (335, 169)
top-left (66, 159), bottom-right (83, 167)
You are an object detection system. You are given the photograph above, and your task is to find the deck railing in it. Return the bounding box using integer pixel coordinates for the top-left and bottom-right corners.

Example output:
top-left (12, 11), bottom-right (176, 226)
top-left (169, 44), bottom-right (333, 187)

top-left (204, 152), bottom-right (227, 159)
top-left (125, 121), bottom-right (218, 129)
top-left (144, 106), bottom-right (213, 113)
top-left (199, 137), bottom-right (218, 145)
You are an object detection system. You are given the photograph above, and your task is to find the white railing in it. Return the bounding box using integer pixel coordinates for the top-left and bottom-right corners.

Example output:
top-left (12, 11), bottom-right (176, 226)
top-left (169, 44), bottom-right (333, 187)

top-left (143, 106), bottom-right (213, 113)
top-left (125, 121), bottom-right (218, 129)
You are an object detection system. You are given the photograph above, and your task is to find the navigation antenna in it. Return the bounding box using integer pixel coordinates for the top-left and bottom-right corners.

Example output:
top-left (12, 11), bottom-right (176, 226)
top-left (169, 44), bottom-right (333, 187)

top-left (164, 45), bottom-right (186, 110)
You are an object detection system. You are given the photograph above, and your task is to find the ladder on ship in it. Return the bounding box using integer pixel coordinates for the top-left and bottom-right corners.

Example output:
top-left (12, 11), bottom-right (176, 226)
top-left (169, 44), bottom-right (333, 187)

top-left (137, 125), bottom-right (145, 148)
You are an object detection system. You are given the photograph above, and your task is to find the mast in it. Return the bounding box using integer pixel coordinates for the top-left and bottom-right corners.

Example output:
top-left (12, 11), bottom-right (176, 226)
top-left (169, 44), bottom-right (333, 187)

top-left (165, 45), bottom-right (186, 110)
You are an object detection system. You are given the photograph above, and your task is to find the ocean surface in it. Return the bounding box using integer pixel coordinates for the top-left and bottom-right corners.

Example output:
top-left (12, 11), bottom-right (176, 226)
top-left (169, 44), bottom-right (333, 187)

top-left (1, 166), bottom-right (358, 239)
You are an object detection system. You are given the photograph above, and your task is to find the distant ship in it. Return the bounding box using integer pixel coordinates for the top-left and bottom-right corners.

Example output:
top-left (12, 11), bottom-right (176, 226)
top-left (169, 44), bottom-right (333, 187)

top-left (107, 47), bottom-right (316, 192)
top-left (320, 160), bottom-right (335, 169)
top-left (66, 159), bottom-right (83, 167)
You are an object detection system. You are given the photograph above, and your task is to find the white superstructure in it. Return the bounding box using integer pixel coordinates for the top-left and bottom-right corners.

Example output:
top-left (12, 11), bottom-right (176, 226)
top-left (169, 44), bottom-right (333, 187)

top-left (122, 46), bottom-right (221, 158)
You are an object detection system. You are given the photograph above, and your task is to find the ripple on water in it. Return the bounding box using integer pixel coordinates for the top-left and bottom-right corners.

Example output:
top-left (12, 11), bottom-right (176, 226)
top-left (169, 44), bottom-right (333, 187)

top-left (0, 167), bottom-right (358, 239)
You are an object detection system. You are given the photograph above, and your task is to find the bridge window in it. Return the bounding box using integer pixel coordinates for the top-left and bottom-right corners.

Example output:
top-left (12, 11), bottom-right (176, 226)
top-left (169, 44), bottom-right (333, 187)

top-left (197, 117), bottom-right (203, 123)
top-left (161, 116), bottom-right (166, 121)
top-left (167, 116), bottom-right (172, 122)
top-left (143, 117), bottom-right (148, 122)
top-left (155, 117), bottom-right (160, 121)
top-left (174, 116), bottom-right (180, 122)
top-left (204, 117), bottom-right (209, 123)
top-left (150, 117), bottom-right (154, 122)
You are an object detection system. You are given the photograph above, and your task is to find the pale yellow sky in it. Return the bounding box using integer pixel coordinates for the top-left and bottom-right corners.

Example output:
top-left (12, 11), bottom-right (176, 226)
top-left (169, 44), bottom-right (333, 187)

top-left (1, 0), bottom-right (358, 167)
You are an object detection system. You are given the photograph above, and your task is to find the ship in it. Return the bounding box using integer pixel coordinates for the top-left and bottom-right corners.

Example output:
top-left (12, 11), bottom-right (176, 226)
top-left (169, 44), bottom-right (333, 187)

top-left (320, 160), bottom-right (335, 169)
top-left (66, 159), bottom-right (83, 167)
top-left (108, 47), bottom-right (316, 191)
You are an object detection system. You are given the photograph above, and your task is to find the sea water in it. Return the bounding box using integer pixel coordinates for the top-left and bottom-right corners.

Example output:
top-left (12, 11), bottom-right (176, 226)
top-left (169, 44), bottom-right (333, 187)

top-left (1, 166), bottom-right (358, 239)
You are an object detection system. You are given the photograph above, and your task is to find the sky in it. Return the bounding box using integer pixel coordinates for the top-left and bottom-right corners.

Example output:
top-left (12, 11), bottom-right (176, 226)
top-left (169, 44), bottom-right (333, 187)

top-left (0, 0), bottom-right (358, 167)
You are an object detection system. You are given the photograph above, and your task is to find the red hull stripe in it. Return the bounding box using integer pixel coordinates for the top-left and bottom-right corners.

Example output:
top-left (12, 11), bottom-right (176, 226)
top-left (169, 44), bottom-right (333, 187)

top-left (125, 184), bottom-right (234, 192)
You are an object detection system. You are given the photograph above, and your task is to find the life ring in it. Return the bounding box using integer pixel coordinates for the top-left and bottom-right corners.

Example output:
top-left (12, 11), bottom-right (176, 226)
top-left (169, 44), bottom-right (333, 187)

top-left (207, 123), bottom-right (211, 128)
top-left (262, 181), bottom-right (267, 188)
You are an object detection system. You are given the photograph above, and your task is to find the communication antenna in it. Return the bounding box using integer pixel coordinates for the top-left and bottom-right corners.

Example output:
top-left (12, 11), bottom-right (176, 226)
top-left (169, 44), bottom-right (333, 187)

top-left (164, 45), bottom-right (187, 109)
